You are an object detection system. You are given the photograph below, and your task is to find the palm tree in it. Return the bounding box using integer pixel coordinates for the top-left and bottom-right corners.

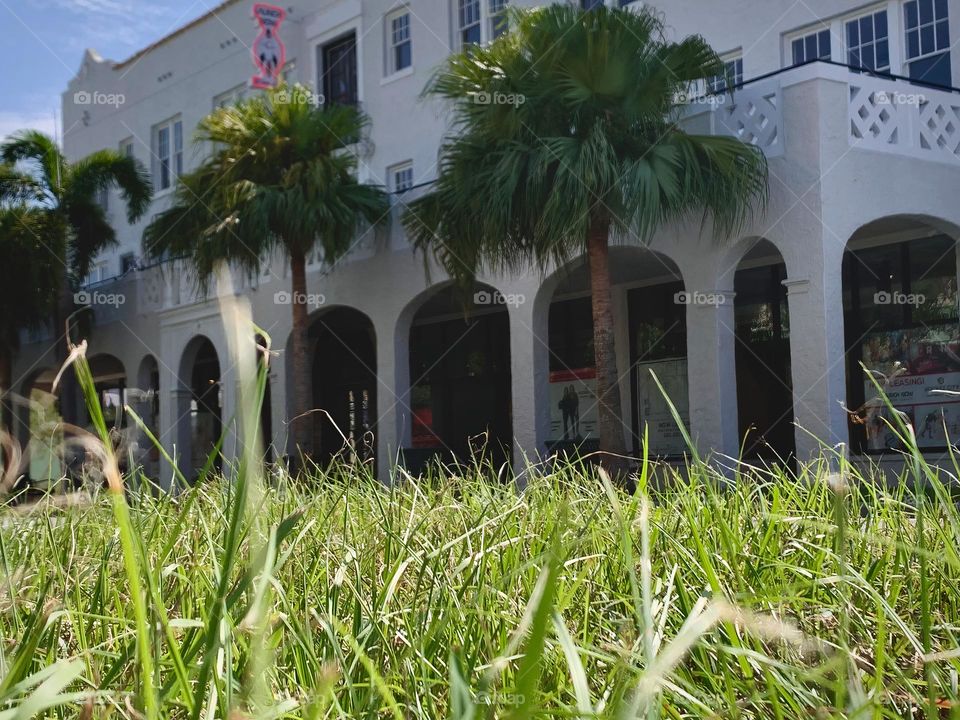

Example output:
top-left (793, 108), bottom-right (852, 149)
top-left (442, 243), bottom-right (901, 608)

top-left (143, 84), bottom-right (390, 460)
top-left (404, 5), bottom-right (768, 474)
top-left (0, 131), bottom-right (152, 424)
top-left (0, 179), bottom-right (64, 436)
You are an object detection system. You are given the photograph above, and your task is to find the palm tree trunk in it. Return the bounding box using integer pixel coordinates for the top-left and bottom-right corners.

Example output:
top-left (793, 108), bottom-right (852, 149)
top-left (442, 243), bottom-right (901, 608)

top-left (289, 251), bottom-right (312, 468)
top-left (57, 281), bottom-right (81, 428)
top-left (0, 343), bottom-right (12, 434)
top-left (587, 214), bottom-right (629, 479)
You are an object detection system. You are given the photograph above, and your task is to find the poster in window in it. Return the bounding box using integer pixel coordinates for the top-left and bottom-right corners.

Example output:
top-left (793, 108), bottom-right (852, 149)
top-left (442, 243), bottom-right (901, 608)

top-left (636, 358), bottom-right (690, 456)
top-left (548, 368), bottom-right (599, 442)
top-left (861, 325), bottom-right (960, 450)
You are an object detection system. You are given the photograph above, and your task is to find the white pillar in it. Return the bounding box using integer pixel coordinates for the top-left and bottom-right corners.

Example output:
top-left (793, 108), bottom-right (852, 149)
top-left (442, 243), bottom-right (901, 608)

top-left (507, 289), bottom-right (551, 475)
top-left (784, 270), bottom-right (849, 460)
top-left (376, 315), bottom-right (406, 483)
top-left (684, 288), bottom-right (740, 461)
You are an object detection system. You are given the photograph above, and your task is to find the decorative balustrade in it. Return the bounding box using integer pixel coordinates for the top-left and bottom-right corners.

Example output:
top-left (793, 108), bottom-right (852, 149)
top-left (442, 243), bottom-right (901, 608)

top-left (849, 74), bottom-right (960, 163)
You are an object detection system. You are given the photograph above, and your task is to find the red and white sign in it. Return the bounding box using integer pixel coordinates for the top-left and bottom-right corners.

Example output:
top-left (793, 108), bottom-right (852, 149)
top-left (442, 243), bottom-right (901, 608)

top-left (250, 3), bottom-right (286, 89)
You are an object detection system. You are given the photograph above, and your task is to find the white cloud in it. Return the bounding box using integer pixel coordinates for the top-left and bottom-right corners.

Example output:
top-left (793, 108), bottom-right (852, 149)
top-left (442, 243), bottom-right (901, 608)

top-left (0, 111), bottom-right (59, 144)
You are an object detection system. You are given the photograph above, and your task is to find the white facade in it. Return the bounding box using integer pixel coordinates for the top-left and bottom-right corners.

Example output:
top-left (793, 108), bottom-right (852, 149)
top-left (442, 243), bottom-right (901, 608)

top-left (13, 0), bottom-right (960, 483)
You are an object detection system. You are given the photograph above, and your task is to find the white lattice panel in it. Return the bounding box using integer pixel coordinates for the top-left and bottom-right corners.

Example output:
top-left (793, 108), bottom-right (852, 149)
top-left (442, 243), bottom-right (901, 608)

top-left (849, 85), bottom-right (902, 149)
top-left (714, 86), bottom-right (783, 156)
top-left (918, 99), bottom-right (960, 160)
top-left (849, 77), bottom-right (960, 163)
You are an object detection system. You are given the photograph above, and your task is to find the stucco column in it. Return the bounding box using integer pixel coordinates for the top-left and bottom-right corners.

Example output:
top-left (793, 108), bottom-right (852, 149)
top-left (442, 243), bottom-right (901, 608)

top-left (376, 314), bottom-right (406, 483)
top-left (507, 288), bottom-right (551, 476)
top-left (684, 289), bottom-right (739, 461)
top-left (159, 379), bottom-right (186, 491)
top-left (784, 270), bottom-right (849, 460)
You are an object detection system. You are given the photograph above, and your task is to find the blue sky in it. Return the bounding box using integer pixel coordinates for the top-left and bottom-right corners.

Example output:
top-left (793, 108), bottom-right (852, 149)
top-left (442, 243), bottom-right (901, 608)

top-left (0, 0), bottom-right (212, 141)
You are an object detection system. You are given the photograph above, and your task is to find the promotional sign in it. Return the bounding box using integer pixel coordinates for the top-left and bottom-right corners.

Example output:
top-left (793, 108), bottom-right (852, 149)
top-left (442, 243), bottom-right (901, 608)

top-left (861, 326), bottom-right (960, 450)
top-left (250, 3), bottom-right (286, 89)
top-left (636, 358), bottom-right (690, 456)
top-left (548, 368), bottom-right (599, 442)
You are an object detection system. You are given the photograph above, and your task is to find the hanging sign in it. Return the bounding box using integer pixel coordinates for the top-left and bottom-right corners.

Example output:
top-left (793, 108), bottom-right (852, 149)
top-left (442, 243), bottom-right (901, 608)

top-left (250, 3), bottom-right (286, 89)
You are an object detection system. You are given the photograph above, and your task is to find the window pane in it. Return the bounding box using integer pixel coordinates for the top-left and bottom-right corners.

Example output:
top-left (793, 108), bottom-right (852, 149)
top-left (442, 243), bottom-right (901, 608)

top-left (907, 29), bottom-right (921, 58)
top-left (876, 39), bottom-right (889, 69)
top-left (906, 1), bottom-right (919, 29)
top-left (921, 24), bottom-right (935, 55)
top-left (819, 30), bottom-right (831, 58)
top-left (847, 19), bottom-right (859, 46)
top-left (875, 10), bottom-right (887, 38)
top-left (920, 0), bottom-right (934, 25)
top-left (396, 41), bottom-right (411, 69)
top-left (936, 0), bottom-right (948, 19)
top-left (792, 38), bottom-right (803, 65)
top-left (861, 16), bottom-right (873, 43)
top-left (805, 34), bottom-right (817, 60)
top-left (936, 20), bottom-right (949, 49)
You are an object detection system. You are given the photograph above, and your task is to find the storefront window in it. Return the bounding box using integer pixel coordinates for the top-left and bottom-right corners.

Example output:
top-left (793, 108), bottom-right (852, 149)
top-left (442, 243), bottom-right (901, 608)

top-left (629, 282), bottom-right (689, 457)
top-left (844, 234), bottom-right (960, 452)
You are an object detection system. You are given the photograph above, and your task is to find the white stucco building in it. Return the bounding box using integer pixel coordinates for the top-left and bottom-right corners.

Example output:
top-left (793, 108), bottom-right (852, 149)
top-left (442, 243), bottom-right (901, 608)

top-left (12, 0), bottom-right (960, 483)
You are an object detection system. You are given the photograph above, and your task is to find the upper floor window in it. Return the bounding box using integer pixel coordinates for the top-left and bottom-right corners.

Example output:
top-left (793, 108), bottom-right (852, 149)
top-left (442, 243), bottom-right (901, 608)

top-left (459, 0), bottom-right (482, 45)
top-left (846, 10), bottom-right (890, 72)
top-left (319, 33), bottom-right (358, 106)
top-left (120, 137), bottom-right (134, 159)
top-left (707, 56), bottom-right (743, 93)
top-left (83, 261), bottom-right (108, 287)
top-left (792, 28), bottom-right (832, 65)
top-left (95, 185), bottom-right (108, 212)
top-left (214, 84), bottom-right (247, 109)
top-left (390, 161), bottom-right (414, 192)
top-left (457, 0), bottom-right (508, 46)
top-left (904, 0), bottom-right (951, 86)
top-left (153, 118), bottom-right (183, 192)
top-left (489, 0), bottom-right (508, 38)
top-left (387, 10), bottom-right (412, 74)
top-left (120, 253), bottom-right (138, 274)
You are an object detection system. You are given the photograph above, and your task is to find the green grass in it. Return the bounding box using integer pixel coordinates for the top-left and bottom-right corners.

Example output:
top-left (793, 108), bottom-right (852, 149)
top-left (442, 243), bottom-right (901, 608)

top-left (3, 451), bottom-right (960, 718)
top-left (3, 330), bottom-right (960, 718)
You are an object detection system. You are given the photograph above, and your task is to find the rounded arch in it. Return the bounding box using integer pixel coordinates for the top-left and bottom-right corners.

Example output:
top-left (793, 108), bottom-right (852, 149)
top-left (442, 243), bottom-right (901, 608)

top-left (841, 214), bottom-right (960, 455)
top-left (534, 246), bottom-right (687, 458)
top-left (86, 353), bottom-right (127, 431)
top-left (133, 354), bottom-right (160, 477)
top-left (732, 238), bottom-right (795, 461)
top-left (176, 335), bottom-right (222, 479)
top-left (718, 234), bottom-right (796, 290)
top-left (286, 305), bottom-right (378, 469)
top-left (17, 367), bottom-right (60, 484)
top-left (399, 281), bottom-right (514, 473)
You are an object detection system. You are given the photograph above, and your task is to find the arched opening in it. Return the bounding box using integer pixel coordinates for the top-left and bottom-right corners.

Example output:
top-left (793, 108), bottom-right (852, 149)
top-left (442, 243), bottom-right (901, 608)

top-left (545, 248), bottom-right (688, 457)
top-left (407, 284), bottom-right (512, 469)
top-left (87, 354), bottom-right (127, 431)
top-left (20, 368), bottom-right (61, 486)
top-left (134, 355), bottom-right (160, 477)
top-left (733, 240), bottom-right (795, 460)
top-left (177, 337), bottom-right (222, 478)
top-left (307, 308), bottom-right (377, 467)
top-left (842, 217), bottom-right (960, 453)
